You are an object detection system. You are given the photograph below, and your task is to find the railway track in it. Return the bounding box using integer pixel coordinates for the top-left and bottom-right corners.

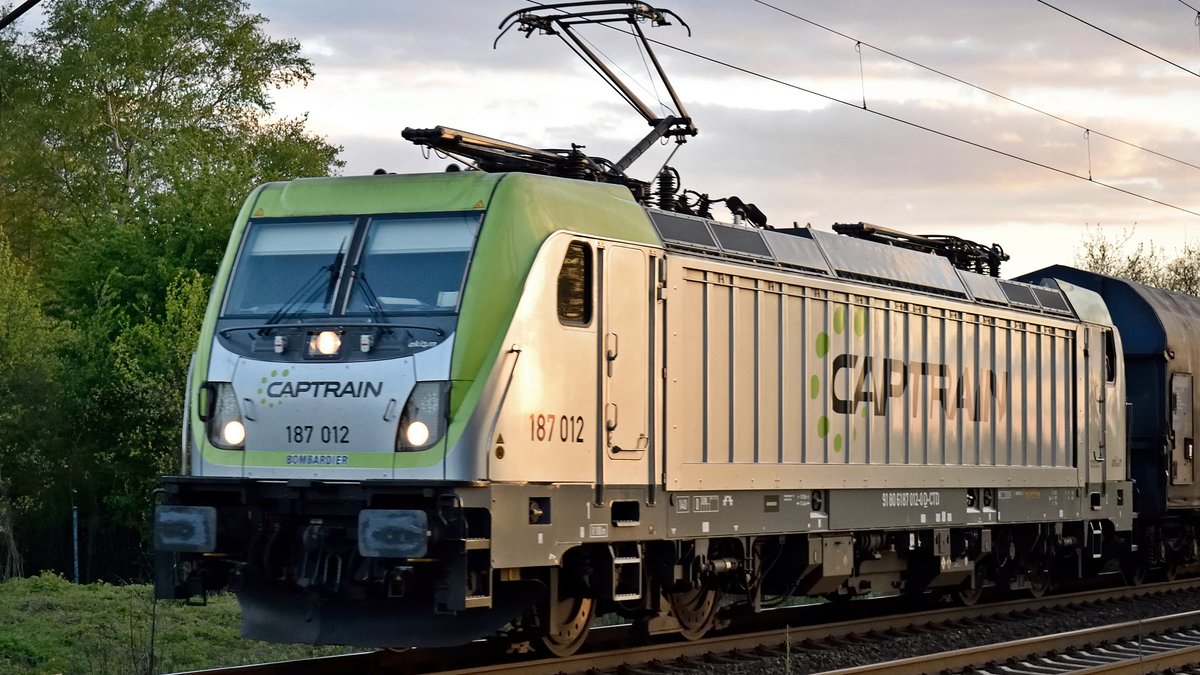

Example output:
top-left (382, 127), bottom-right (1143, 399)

top-left (825, 610), bottom-right (1200, 674)
top-left (169, 578), bottom-right (1200, 675)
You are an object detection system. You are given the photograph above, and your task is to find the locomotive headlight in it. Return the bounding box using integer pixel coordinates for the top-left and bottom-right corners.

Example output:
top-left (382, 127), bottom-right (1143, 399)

top-left (308, 330), bottom-right (342, 357)
top-left (205, 382), bottom-right (246, 450)
top-left (404, 420), bottom-right (430, 447)
top-left (222, 420), bottom-right (246, 446)
top-left (397, 381), bottom-right (449, 452)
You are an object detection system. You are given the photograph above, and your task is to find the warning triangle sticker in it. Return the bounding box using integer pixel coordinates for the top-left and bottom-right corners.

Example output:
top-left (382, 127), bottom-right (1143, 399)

top-left (496, 434), bottom-right (505, 445)
top-left (473, 200), bottom-right (485, 209)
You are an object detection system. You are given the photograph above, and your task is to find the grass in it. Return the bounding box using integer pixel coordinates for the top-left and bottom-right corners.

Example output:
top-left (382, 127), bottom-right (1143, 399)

top-left (0, 572), bottom-right (355, 674)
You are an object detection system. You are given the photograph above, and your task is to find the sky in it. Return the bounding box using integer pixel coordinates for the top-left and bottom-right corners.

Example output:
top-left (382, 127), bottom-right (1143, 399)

top-left (20, 0), bottom-right (1200, 276)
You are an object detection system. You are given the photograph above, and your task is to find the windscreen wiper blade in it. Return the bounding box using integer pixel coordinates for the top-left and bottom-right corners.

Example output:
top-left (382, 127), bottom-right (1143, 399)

top-left (346, 261), bottom-right (392, 332)
top-left (259, 239), bottom-right (347, 335)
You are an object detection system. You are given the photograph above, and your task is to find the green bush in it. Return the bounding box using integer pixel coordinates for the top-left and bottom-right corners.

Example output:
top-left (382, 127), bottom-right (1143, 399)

top-left (0, 573), bottom-right (352, 674)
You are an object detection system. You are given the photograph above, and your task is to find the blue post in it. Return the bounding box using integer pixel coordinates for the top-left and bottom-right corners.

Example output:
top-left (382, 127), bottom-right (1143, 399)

top-left (72, 504), bottom-right (79, 584)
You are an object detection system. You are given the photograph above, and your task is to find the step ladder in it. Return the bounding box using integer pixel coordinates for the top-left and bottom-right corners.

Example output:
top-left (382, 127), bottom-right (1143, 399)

top-left (610, 542), bottom-right (643, 602)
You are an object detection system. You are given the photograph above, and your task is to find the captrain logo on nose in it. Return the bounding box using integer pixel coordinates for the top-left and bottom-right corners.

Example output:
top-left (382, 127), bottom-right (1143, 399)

top-left (253, 369), bottom-right (384, 409)
top-left (266, 380), bottom-right (383, 398)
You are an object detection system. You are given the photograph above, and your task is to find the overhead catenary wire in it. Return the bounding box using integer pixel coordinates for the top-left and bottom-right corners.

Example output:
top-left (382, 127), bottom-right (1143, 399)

top-left (1036, 0), bottom-right (1200, 78)
top-left (0, 0), bottom-right (41, 31)
top-left (752, 0), bottom-right (1200, 173)
top-left (614, 26), bottom-right (1200, 220)
top-left (520, 3), bottom-right (1200, 220)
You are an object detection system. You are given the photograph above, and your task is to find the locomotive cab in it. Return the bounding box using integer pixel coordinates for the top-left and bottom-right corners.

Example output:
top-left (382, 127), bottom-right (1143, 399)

top-left (153, 170), bottom-right (665, 647)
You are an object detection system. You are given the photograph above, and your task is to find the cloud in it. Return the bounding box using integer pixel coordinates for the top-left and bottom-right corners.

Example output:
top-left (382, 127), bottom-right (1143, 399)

top-left (250, 0), bottom-right (1200, 278)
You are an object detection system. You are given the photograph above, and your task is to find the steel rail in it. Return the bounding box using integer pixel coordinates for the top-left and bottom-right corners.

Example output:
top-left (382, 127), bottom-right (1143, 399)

top-left (166, 578), bottom-right (1200, 675)
top-left (819, 610), bottom-right (1200, 674)
top-left (432, 579), bottom-right (1200, 675)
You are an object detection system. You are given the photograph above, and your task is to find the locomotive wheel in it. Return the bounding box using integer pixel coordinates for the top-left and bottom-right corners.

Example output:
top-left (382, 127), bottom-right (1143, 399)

top-left (668, 583), bottom-right (722, 640)
top-left (1163, 562), bottom-right (1180, 582)
top-left (1026, 568), bottom-right (1051, 598)
top-left (956, 584), bottom-right (983, 606)
top-left (1120, 558), bottom-right (1147, 586)
top-left (539, 595), bottom-right (595, 657)
top-left (955, 567), bottom-right (986, 606)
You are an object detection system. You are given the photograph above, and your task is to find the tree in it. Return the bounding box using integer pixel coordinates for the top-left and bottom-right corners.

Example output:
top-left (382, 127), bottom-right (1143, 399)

top-left (1075, 226), bottom-right (1200, 295)
top-left (0, 234), bottom-right (61, 580)
top-left (0, 0), bottom-right (343, 579)
top-left (7, 0), bottom-right (341, 314)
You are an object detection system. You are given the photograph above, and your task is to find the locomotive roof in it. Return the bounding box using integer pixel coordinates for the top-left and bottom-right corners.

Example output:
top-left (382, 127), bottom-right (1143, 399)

top-left (237, 171), bottom-right (1079, 326)
top-left (646, 208), bottom-right (1078, 321)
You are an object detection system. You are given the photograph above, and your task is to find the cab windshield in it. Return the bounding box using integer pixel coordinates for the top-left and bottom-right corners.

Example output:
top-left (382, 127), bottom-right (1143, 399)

top-left (346, 214), bottom-right (480, 315)
top-left (221, 213), bottom-right (481, 318)
top-left (223, 219), bottom-right (355, 317)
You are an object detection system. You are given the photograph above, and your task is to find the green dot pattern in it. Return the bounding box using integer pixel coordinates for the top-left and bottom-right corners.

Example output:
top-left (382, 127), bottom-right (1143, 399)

top-left (853, 308), bottom-right (865, 337)
top-left (809, 375), bottom-right (819, 400)
top-left (833, 434), bottom-right (843, 453)
top-left (815, 332), bottom-right (828, 358)
top-left (833, 307), bottom-right (845, 335)
top-left (817, 416), bottom-right (829, 438)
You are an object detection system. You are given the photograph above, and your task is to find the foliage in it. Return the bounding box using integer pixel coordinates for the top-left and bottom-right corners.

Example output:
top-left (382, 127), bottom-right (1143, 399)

top-left (0, 572), bottom-right (352, 674)
top-left (0, 236), bottom-right (59, 580)
top-left (0, 0), bottom-right (342, 579)
top-left (1075, 226), bottom-right (1200, 295)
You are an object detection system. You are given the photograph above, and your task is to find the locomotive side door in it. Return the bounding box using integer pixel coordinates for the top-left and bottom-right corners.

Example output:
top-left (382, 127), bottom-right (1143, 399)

top-left (1170, 372), bottom-right (1194, 485)
top-left (597, 243), bottom-right (652, 489)
top-left (1084, 325), bottom-right (1108, 487)
top-left (1084, 325), bottom-right (1124, 491)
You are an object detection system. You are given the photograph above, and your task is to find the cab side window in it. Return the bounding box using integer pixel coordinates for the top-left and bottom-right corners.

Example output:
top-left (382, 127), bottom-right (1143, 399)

top-left (1103, 329), bottom-right (1117, 383)
top-left (557, 241), bottom-right (592, 325)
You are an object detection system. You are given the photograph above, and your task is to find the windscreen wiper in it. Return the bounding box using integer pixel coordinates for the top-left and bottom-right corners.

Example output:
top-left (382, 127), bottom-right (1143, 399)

top-left (349, 268), bottom-right (392, 332)
top-left (258, 239), bottom-right (347, 335)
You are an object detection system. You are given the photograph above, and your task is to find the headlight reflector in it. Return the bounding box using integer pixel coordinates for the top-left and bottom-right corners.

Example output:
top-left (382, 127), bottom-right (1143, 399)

top-left (397, 382), bottom-right (448, 452)
top-left (206, 382), bottom-right (246, 450)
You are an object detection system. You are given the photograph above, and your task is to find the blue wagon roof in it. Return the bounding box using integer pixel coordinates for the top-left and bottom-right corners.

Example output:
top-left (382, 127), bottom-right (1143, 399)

top-left (1022, 264), bottom-right (1200, 358)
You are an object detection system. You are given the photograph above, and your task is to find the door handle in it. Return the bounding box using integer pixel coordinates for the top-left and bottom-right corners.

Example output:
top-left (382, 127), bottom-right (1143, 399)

top-left (605, 333), bottom-right (619, 377)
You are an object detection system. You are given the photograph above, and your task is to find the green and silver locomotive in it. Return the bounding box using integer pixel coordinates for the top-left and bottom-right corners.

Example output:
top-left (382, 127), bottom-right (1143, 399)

top-left (154, 161), bottom-right (1137, 652)
top-left (153, 2), bottom-right (1153, 656)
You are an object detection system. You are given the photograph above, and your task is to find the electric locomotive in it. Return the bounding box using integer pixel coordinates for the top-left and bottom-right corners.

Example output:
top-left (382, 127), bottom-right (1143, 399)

top-left (153, 2), bottom-right (1146, 656)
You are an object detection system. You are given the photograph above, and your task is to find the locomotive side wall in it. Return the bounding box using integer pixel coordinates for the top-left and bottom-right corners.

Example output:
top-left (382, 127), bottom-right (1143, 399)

top-left (662, 255), bottom-right (1080, 491)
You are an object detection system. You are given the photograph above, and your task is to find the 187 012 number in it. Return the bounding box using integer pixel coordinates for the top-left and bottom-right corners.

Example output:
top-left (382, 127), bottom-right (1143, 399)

top-left (286, 425), bottom-right (349, 444)
top-left (529, 414), bottom-right (585, 443)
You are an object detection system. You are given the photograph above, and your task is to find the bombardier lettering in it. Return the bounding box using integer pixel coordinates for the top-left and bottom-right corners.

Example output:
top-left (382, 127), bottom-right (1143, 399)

top-left (267, 381), bottom-right (383, 398)
top-left (831, 355), bottom-right (1009, 421)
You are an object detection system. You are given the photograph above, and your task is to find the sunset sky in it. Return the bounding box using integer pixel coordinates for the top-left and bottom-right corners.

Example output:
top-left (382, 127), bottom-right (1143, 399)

top-left (23, 0), bottom-right (1200, 275)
